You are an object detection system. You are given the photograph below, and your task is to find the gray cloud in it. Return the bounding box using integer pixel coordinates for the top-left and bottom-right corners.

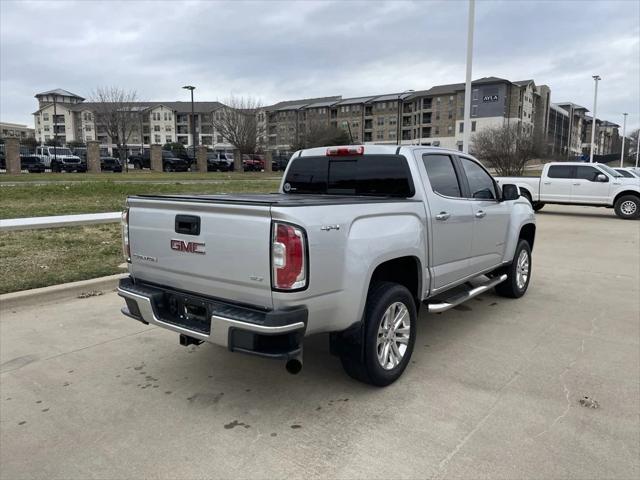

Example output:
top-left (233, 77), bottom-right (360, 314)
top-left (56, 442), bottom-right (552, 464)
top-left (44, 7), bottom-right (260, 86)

top-left (1, 0), bottom-right (638, 131)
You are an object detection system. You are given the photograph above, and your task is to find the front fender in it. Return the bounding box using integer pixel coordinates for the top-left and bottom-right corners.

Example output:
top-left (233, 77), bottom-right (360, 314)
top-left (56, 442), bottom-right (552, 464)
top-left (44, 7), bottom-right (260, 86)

top-left (503, 200), bottom-right (536, 263)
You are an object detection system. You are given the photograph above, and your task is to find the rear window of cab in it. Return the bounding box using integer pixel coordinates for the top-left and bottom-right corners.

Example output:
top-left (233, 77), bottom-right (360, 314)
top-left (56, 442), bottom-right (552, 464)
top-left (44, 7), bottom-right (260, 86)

top-left (283, 155), bottom-right (415, 197)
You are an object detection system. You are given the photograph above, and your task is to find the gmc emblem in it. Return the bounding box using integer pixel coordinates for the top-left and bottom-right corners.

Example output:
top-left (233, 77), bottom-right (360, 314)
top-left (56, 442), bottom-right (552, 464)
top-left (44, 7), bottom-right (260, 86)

top-left (170, 239), bottom-right (206, 254)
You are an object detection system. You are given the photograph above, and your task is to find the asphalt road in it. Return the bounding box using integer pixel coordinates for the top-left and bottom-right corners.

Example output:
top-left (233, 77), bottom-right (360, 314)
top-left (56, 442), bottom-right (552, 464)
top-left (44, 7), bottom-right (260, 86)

top-left (1, 204), bottom-right (638, 479)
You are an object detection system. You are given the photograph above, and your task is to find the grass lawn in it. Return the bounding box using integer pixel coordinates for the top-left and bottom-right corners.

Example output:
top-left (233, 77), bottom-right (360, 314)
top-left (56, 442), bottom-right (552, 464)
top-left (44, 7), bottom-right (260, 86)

top-left (0, 170), bottom-right (281, 183)
top-left (0, 224), bottom-right (123, 294)
top-left (1, 177), bottom-right (281, 219)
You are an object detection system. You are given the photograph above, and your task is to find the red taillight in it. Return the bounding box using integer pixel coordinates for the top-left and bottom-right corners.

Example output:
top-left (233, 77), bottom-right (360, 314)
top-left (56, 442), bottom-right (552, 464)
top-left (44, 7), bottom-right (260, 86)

top-left (121, 207), bottom-right (130, 263)
top-left (326, 146), bottom-right (364, 156)
top-left (271, 222), bottom-right (307, 290)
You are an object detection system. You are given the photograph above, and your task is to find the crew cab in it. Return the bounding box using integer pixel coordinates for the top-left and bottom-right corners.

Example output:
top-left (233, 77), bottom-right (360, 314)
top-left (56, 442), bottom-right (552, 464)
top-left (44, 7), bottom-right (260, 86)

top-left (129, 149), bottom-right (190, 172)
top-left (496, 162), bottom-right (640, 219)
top-left (118, 145), bottom-right (535, 386)
top-left (35, 146), bottom-right (85, 172)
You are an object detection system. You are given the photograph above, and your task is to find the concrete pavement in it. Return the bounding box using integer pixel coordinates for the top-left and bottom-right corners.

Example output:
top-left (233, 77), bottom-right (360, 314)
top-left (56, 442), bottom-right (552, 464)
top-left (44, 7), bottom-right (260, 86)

top-left (1, 204), bottom-right (638, 479)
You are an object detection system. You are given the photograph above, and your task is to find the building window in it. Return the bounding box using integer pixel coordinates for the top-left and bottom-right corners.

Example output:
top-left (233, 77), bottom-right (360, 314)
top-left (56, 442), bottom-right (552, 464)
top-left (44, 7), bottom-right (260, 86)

top-left (448, 125), bottom-right (453, 134)
top-left (435, 127), bottom-right (440, 135)
top-left (154, 125), bottom-right (160, 132)
top-left (377, 117), bottom-right (385, 126)
top-left (472, 121), bottom-right (476, 132)
top-left (44, 125), bottom-right (50, 131)
top-left (472, 89), bottom-right (479, 101)
top-left (448, 110), bottom-right (453, 119)
top-left (449, 95), bottom-right (454, 104)
top-left (435, 112), bottom-right (440, 121)
top-left (165, 125), bottom-right (172, 132)
top-left (459, 123), bottom-right (464, 133)
top-left (471, 105), bottom-right (478, 117)
top-left (217, 135), bottom-right (224, 143)
top-left (85, 125), bottom-right (92, 131)
top-left (389, 117), bottom-right (397, 126)
top-left (43, 113), bottom-right (49, 121)
top-left (166, 136), bottom-right (172, 143)
top-left (376, 131), bottom-right (384, 140)
top-left (154, 134), bottom-right (161, 143)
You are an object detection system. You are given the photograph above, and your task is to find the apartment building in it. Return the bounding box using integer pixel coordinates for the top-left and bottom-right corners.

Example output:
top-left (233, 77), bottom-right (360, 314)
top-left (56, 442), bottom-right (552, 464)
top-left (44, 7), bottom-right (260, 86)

top-left (32, 89), bottom-right (233, 151)
top-left (0, 122), bottom-right (35, 140)
top-left (262, 77), bottom-right (551, 153)
top-left (547, 103), bottom-right (571, 156)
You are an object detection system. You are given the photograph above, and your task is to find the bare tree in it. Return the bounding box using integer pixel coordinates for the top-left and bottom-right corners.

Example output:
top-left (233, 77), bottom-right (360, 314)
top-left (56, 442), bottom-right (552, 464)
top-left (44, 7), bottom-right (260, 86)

top-left (291, 122), bottom-right (351, 151)
top-left (212, 96), bottom-right (263, 164)
top-left (90, 87), bottom-right (139, 170)
top-left (471, 124), bottom-right (541, 176)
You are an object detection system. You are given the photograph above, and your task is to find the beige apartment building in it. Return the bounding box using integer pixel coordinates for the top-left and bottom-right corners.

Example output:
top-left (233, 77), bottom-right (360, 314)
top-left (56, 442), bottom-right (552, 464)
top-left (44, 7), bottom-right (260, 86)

top-left (0, 122), bottom-right (35, 140)
top-left (32, 89), bottom-right (234, 151)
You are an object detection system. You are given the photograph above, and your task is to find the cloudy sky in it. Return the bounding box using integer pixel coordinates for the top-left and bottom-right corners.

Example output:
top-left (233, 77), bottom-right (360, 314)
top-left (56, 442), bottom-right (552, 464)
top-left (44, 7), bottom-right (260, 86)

top-left (1, 0), bottom-right (639, 130)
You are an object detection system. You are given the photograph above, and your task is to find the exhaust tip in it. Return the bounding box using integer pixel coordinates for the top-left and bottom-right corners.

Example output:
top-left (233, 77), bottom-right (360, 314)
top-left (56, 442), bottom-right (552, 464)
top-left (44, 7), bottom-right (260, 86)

top-left (285, 358), bottom-right (303, 375)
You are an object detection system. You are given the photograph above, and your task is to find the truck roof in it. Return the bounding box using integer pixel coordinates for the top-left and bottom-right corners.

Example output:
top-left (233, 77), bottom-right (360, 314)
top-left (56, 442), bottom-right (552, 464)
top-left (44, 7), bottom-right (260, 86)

top-left (297, 145), bottom-right (464, 157)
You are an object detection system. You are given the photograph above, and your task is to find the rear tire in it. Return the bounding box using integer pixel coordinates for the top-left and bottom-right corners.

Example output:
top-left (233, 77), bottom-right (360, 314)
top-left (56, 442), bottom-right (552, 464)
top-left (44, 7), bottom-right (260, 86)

top-left (340, 282), bottom-right (416, 386)
top-left (495, 239), bottom-right (532, 298)
top-left (532, 202), bottom-right (545, 212)
top-left (614, 195), bottom-right (640, 220)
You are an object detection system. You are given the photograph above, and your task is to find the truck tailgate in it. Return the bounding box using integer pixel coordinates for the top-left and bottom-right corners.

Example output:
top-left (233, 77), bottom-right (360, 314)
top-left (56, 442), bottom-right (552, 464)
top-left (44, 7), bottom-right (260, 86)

top-left (127, 196), bottom-right (273, 309)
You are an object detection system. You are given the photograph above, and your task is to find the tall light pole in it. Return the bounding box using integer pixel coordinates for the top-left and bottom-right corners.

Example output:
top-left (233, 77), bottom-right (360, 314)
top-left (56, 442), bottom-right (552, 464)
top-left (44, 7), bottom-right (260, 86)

top-left (182, 85), bottom-right (196, 161)
top-left (619, 113), bottom-right (628, 167)
top-left (53, 95), bottom-right (58, 165)
top-left (462, 0), bottom-right (475, 154)
top-left (396, 89), bottom-right (414, 145)
top-left (636, 129), bottom-right (639, 168)
top-left (589, 75), bottom-right (601, 163)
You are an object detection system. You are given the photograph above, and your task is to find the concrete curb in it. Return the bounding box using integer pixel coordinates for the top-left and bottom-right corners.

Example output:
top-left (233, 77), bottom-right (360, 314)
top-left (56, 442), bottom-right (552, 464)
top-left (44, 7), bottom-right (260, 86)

top-left (0, 212), bottom-right (121, 232)
top-left (0, 273), bottom-right (127, 311)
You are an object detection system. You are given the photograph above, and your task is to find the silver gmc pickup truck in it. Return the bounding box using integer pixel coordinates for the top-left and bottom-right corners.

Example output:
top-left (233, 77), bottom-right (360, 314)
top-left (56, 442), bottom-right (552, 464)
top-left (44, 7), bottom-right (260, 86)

top-left (118, 145), bottom-right (536, 386)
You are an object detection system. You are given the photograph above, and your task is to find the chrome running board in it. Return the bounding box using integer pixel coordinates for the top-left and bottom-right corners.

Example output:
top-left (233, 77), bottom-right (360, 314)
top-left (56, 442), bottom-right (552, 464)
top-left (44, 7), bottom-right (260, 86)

top-left (426, 274), bottom-right (507, 313)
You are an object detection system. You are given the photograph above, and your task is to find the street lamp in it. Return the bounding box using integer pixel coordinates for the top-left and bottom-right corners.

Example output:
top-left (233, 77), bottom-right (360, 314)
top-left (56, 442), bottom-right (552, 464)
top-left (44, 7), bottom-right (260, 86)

top-left (589, 75), bottom-right (601, 163)
top-left (396, 89), bottom-right (414, 146)
top-left (462, 0), bottom-right (475, 154)
top-left (182, 85), bottom-right (196, 162)
top-left (53, 95), bottom-right (58, 165)
top-left (620, 113), bottom-right (628, 167)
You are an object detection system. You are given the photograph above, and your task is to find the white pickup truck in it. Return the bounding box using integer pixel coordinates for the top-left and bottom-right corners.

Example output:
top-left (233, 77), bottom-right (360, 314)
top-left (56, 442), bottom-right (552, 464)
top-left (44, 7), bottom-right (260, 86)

top-left (496, 162), bottom-right (640, 219)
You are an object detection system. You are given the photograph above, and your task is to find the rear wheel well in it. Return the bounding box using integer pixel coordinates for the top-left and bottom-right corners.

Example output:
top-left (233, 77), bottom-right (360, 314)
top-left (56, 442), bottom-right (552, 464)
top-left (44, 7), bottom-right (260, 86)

top-left (520, 188), bottom-right (532, 201)
top-left (519, 223), bottom-right (536, 249)
top-left (370, 256), bottom-right (421, 306)
top-left (614, 190), bottom-right (640, 205)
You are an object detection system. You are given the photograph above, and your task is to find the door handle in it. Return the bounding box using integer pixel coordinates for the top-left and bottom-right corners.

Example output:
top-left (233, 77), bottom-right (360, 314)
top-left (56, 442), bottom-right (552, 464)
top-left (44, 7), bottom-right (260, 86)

top-left (573, 183), bottom-right (580, 186)
top-left (435, 212), bottom-right (450, 221)
top-left (543, 181), bottom-right (551, 185)
top-left (475, 210), bottom-right (486, 218)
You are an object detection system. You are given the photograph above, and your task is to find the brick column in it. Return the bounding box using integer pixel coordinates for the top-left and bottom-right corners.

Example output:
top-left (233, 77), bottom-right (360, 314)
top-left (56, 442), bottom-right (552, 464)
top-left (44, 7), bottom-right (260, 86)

top-left (233, 149), bottom-right (243, 173)
top-left (87, 140), bottom-right (101, 173)
top-left (4, 137), bottom-right (20, 175)
top-left (263, 150), bottom-right (273, 173)
top-left (196, 145), bottom-right (208, 173)
top-left (150, 144), bottom-right (163, 171)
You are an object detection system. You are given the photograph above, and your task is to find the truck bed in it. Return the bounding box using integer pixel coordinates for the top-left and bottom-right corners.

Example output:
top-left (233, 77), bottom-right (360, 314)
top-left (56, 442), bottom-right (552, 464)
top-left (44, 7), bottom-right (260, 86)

top-left (132, 193), bottom-right (421, 207)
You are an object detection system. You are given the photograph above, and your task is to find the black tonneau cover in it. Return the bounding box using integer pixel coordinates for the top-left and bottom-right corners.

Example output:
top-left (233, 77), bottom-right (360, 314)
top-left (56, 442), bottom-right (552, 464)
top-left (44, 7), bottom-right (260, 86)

top-left (131, 193), bottom-right (420, 207)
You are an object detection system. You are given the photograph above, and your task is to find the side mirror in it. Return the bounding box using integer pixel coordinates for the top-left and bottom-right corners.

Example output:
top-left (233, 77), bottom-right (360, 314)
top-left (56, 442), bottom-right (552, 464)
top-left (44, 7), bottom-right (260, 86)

top-left (502, 184), bottom-right (520, 201)
top-left (596, 173), bottom-right (608, 182)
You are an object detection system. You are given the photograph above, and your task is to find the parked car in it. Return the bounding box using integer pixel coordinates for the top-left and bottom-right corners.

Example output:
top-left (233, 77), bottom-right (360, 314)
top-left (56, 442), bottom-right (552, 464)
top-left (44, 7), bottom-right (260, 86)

top-left (128, 149), bottom-right (189, 172)
top-left (100, 156), bottom-right (123, 172)
top-left (271, 155), bottom-right (290, 172)
top-left (242, 154), bottom-right (264, 171)
top-left (20, 155), bottom-right (46, 173)
top-left (207, 152), bottom-right (234, 172)
top-left (496, 162), bottom-right (640, 219)
top-left (35, 146), bottom-right (85, 172)
top-left (615, 167), bottom-right (640, 179)
top-left (118, 145), bottom-right (535, 386)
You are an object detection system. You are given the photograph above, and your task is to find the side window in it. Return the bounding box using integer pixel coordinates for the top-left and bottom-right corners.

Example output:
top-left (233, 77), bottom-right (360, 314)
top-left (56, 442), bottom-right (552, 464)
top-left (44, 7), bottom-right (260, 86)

top-left (459, 157), bottom-right (497, 200)
top-left (547, 165), bottom-right (574, 178)
top-left (576, 166), bottom-right (603, 182)
top-left (422, 154), bottom-right (462, 198)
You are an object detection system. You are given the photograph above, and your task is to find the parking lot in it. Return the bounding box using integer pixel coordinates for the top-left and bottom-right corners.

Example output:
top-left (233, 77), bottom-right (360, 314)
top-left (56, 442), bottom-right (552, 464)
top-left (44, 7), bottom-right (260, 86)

top-left (1, 204), bottom-right (638, 479)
